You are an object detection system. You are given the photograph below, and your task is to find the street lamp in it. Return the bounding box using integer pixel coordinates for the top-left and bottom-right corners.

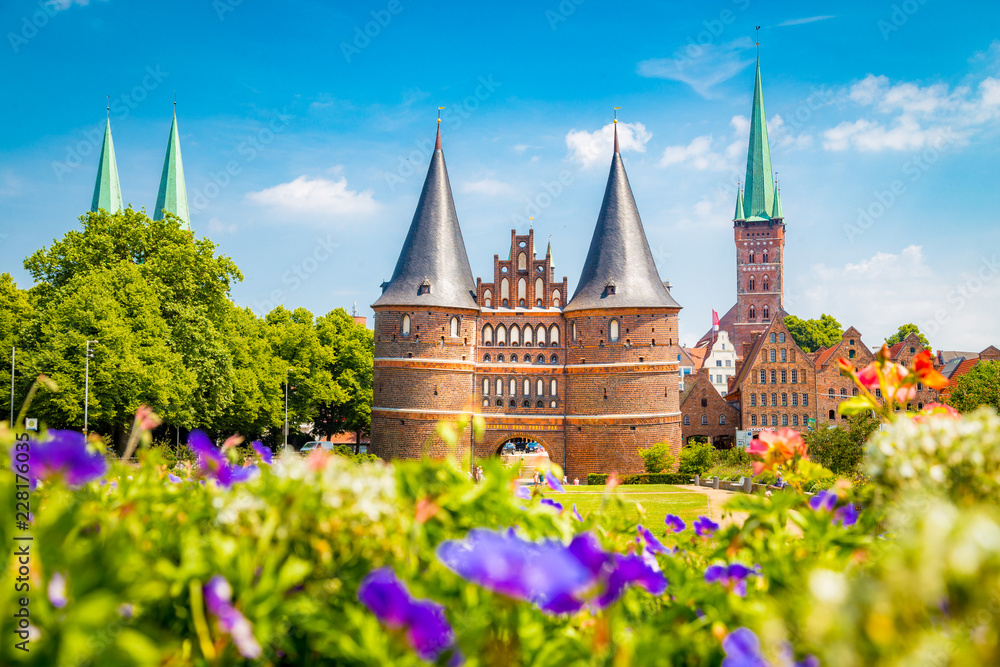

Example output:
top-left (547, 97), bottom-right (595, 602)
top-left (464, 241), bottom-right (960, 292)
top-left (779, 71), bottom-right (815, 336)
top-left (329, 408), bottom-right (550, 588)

top-left (9, 347), bottom-right (14, 426)
top-left (284, 368), bottom-right (293, 450)
top-left (84, 340), bottom-right (97, 435)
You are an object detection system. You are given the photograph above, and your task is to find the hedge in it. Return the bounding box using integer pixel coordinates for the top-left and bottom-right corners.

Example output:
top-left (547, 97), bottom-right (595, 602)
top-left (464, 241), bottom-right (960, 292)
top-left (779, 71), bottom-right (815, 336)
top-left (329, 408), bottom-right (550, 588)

top-left (587, 473), bottom-right (690, 485)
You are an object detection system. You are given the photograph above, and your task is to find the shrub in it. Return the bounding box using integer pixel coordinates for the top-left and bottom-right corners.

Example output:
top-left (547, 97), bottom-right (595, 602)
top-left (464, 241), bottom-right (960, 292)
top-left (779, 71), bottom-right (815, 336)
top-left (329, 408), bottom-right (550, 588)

top-left (805, 411), bottom-right (879, 476)
top-left (588, 473), bottom-right (690, 485)
top-left (638, 442), bottom-right (676, 473)
top-left (677, 441), bottom-right (715, 476)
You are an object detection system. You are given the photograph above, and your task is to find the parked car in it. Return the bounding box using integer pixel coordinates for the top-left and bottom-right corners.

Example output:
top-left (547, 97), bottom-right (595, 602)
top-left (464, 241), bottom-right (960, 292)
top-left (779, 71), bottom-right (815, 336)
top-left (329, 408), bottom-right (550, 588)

top-left (299, 441), bottom-right (335, 454)
top-left (501, 443), bottom-right (517, 455)
top-left (524, 443), bottom-right (542, 454)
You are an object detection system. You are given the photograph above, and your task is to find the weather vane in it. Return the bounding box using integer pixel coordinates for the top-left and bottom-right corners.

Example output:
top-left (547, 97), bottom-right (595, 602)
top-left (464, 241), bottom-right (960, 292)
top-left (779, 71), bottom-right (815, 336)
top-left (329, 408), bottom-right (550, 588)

top-left (755, 25), bottom-right (760, 54)
top-left (438, 106), bottom-right (445, 122)
top-left (529, 216), bottom-right (534, 229)
top-left (613, 106), bottom-right (621, 123)
top-left (106, 94), bottom-right (110, 116)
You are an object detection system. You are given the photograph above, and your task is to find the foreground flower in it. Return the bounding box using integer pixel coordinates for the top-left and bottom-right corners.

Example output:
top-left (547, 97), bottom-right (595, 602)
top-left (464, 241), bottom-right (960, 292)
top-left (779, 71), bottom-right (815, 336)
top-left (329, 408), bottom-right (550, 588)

top-left (637, 525), bottom-right (671, 555)
top-left (912, 402), bottom-right (961, 423)
top-left (514, 485), bottom-right (531, 500)
top-left (834, 504), bottom-right (858, 527)
top-left (722, 627), bottom-right (767, 667)
top-left (746, 428), bottom-right (808, 475)
top-left (436, 529), bottom-right (665, 615)
top-left (203, 576), bottom-right (262, 659)
top-left (189, 431), bottom-right (258, 488)
top-left (22, 430), bottom-right (107, 488)
top-left (545, 470), bottom-right (565, 492)
top-left (664, 514), bottom-right (686, 533)
top-left (540, 498), bottom-right (564, 512)
top-left (572, 504), bottom-right (583, 522)
top-left (705, 563), bottom-right (756, 597)
top-left (252, 440), bottom-right (272, 465)
top-left (913, 350), bottom-right (949, 389)
top-left (693, 516), bottom-right (720, 537)
top-left (167, 473), bottom-right (183, 484)
top-left (48, 572), bottom-right (68, 608)
top-left (357, 568), bottom-right (458, 663)
top-left (809, 490), bottom-right (837, 512)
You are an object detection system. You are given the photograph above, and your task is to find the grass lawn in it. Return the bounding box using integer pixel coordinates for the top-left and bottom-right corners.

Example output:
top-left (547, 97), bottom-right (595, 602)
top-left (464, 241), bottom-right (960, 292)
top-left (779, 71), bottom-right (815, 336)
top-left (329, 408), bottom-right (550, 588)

top-left (559, 485), bottom-right (711, 550)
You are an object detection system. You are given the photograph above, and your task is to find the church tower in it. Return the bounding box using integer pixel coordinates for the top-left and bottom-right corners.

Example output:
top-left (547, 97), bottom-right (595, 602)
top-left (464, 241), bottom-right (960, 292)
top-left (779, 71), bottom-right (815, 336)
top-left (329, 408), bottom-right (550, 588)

top-left (562, 122), bottom-right (683, 473)
top-left (731, 54), bottom-right (785, 352)
top-left (369, 122), bottom-right (480, 459)
top-left (91, 113), bottom-right (123, 214)
top-left (154, 108), bottom-right (191, 231)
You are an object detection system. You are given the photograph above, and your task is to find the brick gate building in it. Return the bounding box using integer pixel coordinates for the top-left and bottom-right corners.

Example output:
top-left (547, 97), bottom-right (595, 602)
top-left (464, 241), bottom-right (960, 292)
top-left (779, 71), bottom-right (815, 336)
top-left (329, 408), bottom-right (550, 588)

top-left (370, 122), bottom-right (682, 479)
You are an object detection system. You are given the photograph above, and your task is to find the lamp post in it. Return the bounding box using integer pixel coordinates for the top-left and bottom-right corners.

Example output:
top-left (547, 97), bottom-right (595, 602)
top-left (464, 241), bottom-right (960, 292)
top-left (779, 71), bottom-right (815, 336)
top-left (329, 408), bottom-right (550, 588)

top-left (84, 340), bottom-right (97, 435)
top-left (9, 347), bottom-right (14, 426)
top-left (284, 368), bottom-right (293, 450)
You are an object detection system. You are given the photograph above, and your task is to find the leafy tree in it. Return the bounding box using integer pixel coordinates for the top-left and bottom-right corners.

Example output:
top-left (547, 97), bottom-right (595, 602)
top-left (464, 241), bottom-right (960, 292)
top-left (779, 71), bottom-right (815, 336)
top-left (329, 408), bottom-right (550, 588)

top-left (885, 323), bottom-right (930, 350)
top-left (804, 411), bottom-right (880, 476)
top-left (678, 441), bottom-right (715, 476)
top-left (783, 314), bottom-right (843, 352)
top-left (947, 361), bottom-right (1000, 413)
top-left (638, 442), bottom-right (677, 473)
top-left (0, 273), bottom-right (33, 422)
top-left (313, 309), bottom-right (374, 443)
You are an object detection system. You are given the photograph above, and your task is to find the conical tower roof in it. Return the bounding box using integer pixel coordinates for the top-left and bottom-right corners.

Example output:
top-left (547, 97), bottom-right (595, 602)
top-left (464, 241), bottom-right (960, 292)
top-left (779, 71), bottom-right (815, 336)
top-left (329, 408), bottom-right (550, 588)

top-left (91, 117), bottom-right (123, 214)
top-left (741, 56), bottom-right (775, 221)
top-left (734, 185), bottom-right (745, 221)
top-left (773, 187), bottom-right (783, 218)
top-left (373, 124), bottom-right (477, 311)
top-left (564, 125), bottom-right (680, 312)
top-left (154, 110), bottom-right (191, 231)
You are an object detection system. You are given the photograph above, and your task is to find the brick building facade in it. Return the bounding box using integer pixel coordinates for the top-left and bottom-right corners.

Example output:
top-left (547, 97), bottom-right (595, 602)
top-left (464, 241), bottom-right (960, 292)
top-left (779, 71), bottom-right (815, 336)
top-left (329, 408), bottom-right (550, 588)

top-left (680, 369), bottom-right (739, 447)
top-left (370, 122), bottom-right (681, 479)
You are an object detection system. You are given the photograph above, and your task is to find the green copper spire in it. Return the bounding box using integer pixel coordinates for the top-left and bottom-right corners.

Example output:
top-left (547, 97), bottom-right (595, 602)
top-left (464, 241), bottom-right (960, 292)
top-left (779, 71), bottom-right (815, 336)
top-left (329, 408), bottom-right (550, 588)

top-left (154, 110), bottom-right (191, 231)
top-left (734, 185), bottom-right (745, 221)
top-left (546, 236), bottom-right (553, 264)
top-left (773, 186), bottom-right (783, 218)
top-left (742, 56), bottom-right (775, 221)
top-left (91, 117), bottom-right (123, 214)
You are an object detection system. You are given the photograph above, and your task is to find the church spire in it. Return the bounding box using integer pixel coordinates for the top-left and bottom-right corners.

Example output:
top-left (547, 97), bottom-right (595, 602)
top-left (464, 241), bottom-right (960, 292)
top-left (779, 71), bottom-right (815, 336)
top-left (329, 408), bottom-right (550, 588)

top-left (742, 53), bottom-right (775, 221)
top-left (564, 120), bottom-right (680, 313)
top-left (373, 120), bottom-right (477, 311)
top-left (154, 107), bottom-right (191, 231)
top-left (734, 183), bottom-right (745, 221)
top-left (91, 107), bottom-right (123, 214)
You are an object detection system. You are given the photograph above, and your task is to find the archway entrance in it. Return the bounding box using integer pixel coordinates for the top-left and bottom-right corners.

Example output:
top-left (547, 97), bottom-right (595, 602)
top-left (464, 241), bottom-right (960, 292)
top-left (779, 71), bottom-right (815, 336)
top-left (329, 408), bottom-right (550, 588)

top-left (496, 437), bottom-right (551, 483)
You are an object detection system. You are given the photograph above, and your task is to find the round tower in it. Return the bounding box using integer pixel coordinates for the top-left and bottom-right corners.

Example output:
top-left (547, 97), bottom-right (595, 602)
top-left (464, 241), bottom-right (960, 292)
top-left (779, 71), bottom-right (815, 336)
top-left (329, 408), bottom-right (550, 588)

top-left (371, 123), bottom-right (479, 460)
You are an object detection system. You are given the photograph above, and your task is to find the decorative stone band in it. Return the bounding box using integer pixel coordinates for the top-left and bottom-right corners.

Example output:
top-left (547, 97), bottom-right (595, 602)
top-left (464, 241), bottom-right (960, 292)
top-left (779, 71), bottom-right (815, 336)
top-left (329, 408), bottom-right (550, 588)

top-left (374, 358), bottom-right (475, 371)
top-left (561, 307), bottom-right (681, 318)
top-left (563, 361), bottom-right (678, 372)
top-left (372, 406), bottom-right (680, 424)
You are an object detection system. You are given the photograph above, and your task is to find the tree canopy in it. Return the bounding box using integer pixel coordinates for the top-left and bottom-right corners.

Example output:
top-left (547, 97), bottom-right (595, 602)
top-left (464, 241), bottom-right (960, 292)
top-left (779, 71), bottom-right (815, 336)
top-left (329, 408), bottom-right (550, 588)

top-left (885, 323), bottom-right (930, 350)
top-left (783, 314), bottom-right (843, 353)
top-left (3, 209), bottom-right (373, 451)
top-left (947, 361), bottom-right (1000, 413)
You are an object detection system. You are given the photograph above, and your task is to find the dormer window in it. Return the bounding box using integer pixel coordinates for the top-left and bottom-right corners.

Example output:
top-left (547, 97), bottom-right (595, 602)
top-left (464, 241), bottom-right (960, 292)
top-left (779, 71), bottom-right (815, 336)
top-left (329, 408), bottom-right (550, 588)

top-left (604, 280), bottom-right (616, 297)
top-left (418, 278), bottom-right (431, 295)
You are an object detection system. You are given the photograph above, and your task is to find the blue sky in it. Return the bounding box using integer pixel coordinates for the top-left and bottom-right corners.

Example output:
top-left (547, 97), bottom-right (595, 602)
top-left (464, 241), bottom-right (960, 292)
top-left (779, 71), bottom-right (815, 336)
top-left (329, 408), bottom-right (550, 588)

top-left (2, 0), bottom-right (999, 352)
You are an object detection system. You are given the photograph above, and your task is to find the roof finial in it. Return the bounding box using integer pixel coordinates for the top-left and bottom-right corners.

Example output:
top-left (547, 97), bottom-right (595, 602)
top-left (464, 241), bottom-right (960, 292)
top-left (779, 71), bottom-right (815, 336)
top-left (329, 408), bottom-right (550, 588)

top-left (529, 216), bottom-right (534, 229)
top-left (613, 106), bottom-right (621, 154)
top-left (755, 25), bottom-right (760, 57)
top-left (435, 106), bottom-right (445, 150)
top-left (106, 94), bottom-right (110, 117)
top-left (173, 90), bottom-right (176, 108)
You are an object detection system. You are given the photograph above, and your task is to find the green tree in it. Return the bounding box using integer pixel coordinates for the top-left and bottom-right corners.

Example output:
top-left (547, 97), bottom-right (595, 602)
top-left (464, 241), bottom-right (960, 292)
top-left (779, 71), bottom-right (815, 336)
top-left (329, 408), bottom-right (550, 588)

top-left (678, 441), bottom-right (715, 476)
top-left (783, 314), bottom-right (843, 352)
top-left (884, 323), bottom-right (930, 350)
top-left (804, 411), bottom-right (880, 476)
top-left (947, 361), bottom-right (1000, 413)
top-left (638, 442), bottom-right (677, 473)
top-left (313, 309), bottom-right (374, 444)
top-left (0, 273), bottom-right (33, 422)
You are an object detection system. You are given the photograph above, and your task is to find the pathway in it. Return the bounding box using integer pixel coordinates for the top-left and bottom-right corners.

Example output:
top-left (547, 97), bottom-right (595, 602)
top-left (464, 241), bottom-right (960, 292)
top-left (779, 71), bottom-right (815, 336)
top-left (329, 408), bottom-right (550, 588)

top-left (673, 484), bottom-right (749, 529)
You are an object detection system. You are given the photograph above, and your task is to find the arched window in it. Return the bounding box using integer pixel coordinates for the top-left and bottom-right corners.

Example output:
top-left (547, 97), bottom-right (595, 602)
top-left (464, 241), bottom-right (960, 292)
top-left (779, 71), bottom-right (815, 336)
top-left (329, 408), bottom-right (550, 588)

top-left (483, 289), bottom-right (492, 308)
top-left (523, 326), bottom-right (533, 346)
top-left (853, 387), bottom-right (859, 396)
top-left (483, 378), bottom-right (489, 395)
top-left (778, 333), bottom-right (785, 343)
top-left (770, 333), bottom-right (777, 343)
top-left (496, 399), bottom-right (503, 406)
top-left (749, 250), bottom-right (755, 264)
top-left (609, 319), bottom-right (620, 342)
top-left (749, 305), bottom-right (756, 319)
top-left (782, 414), bottom-right (788, 426)
top-left (536, 325), bottom-right (547, 346)
top-left (829, 410), bottom-right (835, 420)
top-left (550, 379), bottom-right (557, 396)
top-left (450, 316), bottom-right (459, 338)
top-left (510, 354), bottom-right (517, 363)
top-left (763, 251), bottom-right (769, 263)
top-left (523, 379), bottom-right (530, 395)
top-left (537, 354), bottom-right (544, 363)
top-left (517, 252), bottom-right (526, 270)
top-left (780, 349), bottom-right (787, 362)
top-left (750, 394), bottom-right (757, 407)
top-left (497, 354), bottom-right (504, 362)
top-left (770, 370), bottom-right (776, 383)
top-left (840, 388), bottom-right (847, 397)
top-left (509, 325), bottom-right (520, 346)
top-left (701, 414), bottom-right (708, 425)
top-left (549, 325), bottom-right (560, 345)
top-left (523, 400), bottom-right (530, 407)
top-left (500, 278), bottom-right (509, 303)
top-left (517, 278), bottom-right (526, 302)
top-left (483, 353), bottom-right (491, 362)
top-left (828, 388), bottom-right (835, 397)
top-left (684, 415), bottom-right (691, 425)
top-left (550, 354), bottom-right (558, 363)
top-left (571, 321), bottom-right (577, 341)
top-left (719, 414), bottom-right (726, 425)
top-left (770, 349), bottom-right (776, 362)
top-left (791, 369), bottom-right (798, 383)
top-left (751, 415), bottom-right (757, 426)
top-left (510, 399), bottom-right (516, 408)
top-left (536, 400), bottom-right (544, 408)
top-left (748, 276), bottom-right (755, 291)
top-left (762, 276), bottom-right (769, 291)
top-left (771, 393), bottom-right (777, 406)
top-left (793, 414), bottom-right (799, 426)
top-left (771, 415), bottom-right (778, 427)
top-left (536, 379), bottom-right (543, 395)
top-left (781, 393), bottom-right (787, 406)
top-left (849, 349), bottom-right (856, 359)
top-left (792, 393), bottom-right (798, 406)
top-left (535, 277), bottom-right (544, 303)
top-left (510, 379), bottom-right (516, 395)
top-left (759, 369), bottom-right (766, 383)
top-left (552, 289), bottom-right (561, 307)
top-left (483, 399), bottom-right (490, 407)
top-left (402, 314), bottom-right (411, 336)
top-left (496, 324), bottom-right (506, 346)
top-left (482, 324), bottom-right (493, 345)
top-left (762, 305), bottom-right (770, 319)
top-left (760, 393), bottom-right (766, 406)
top-left (496, 379), bottom-right (503, 396)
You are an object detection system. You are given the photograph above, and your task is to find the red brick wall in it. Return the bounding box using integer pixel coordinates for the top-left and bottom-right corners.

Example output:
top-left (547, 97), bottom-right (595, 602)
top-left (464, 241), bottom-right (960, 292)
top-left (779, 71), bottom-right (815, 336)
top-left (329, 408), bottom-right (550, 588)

top-left (680, 369), bottom-right (740, 445)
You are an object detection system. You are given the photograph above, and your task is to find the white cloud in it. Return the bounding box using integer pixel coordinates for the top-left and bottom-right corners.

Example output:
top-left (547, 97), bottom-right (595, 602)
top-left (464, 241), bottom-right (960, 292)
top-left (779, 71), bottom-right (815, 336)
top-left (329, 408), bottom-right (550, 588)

top-left (565, 122), bottom-right (651, 168)
top-left (461, 178), bottom-right (515, 197)
top-left (659, 114), bottom-right (809, 171)
top-left (823, 72), bottom-right (1000, 152)
top-left (797, 245), bottom-right (1000, 350)
top-left (46, 0), bottom-right (97, 9)
top-left (637, 39), bottom-right (754, 98)
top-left (246, 175), bottom-right (379, 222)
top-left (513, 144), bottom-right (529, 154)
top-left (778, 16), bottom-right (835, 27)
top-left (659, 135), bottom-right (727, 170)
top-left (206, 218), bottom-right (237, 235)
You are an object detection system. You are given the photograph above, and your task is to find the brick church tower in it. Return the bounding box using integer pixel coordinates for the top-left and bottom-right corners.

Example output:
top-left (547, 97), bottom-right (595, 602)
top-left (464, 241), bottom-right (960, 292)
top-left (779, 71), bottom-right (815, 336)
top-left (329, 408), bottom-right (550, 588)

top-left (700, 54), bottom-right (786, 354)
top-left (562, 123), bottom-right (683, 472)
top-left (369, 123), bottom-right (480, 459)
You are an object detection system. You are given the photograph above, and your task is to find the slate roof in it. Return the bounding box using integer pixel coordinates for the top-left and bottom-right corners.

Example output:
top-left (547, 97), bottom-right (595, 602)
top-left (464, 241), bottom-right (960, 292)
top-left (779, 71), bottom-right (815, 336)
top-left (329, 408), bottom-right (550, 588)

top-left (373, 124), bottom-right (478, 310)
top-left (564, 125), bottom-right (680, 312)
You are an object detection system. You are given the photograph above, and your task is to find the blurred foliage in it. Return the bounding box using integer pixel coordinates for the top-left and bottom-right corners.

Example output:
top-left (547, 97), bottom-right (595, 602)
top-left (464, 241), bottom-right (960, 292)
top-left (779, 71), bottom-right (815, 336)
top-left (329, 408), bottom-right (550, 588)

top-left (947, 360), bottom-right (1000, 413)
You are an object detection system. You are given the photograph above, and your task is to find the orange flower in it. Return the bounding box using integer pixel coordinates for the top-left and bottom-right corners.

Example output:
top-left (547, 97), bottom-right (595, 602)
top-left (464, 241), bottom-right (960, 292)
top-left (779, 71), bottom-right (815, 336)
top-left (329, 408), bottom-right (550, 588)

top-left (746, 428), bottom-right (807, 475)
top-left (913, 350), bottom-right (949, 389)
top-left (837, 358), bottom-right (855, 375)
top-left (911, 402), bottom-right (961, 423)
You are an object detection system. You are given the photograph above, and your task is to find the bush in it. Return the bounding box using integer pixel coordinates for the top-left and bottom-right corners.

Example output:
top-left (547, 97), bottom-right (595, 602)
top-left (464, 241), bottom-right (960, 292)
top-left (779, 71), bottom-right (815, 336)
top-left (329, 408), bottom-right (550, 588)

top-left (638, 442), bottom-right (676, 473)
top-left (805, 411), bottom-right (879, 476)
top-left (587, 473), bottom-right (689, 485)
top-left (677, 441), bottom-right (715, 476)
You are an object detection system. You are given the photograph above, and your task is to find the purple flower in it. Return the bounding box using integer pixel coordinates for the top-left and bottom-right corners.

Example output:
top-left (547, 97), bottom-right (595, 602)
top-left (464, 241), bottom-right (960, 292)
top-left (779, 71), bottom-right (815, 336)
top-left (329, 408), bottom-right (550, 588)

top-left (693, 516), bottom-right (720, 537)
top-left (21, 430), bottom-right (107, 488)
top-left (189, 431), bottom-right (258, 488)
top-left (664, 514), bottom-right (686, 533)
top-left (357, 568), bottom-right (458, 663)
top-left (48, 572), bottom-right (68, 608)
top-left (203, 576), bottom-right (261, 659)
top-left (540, 498), bottom-right (563, 512)
top-left (252, 440), bottom-right (272, 465)
top-left (809, 490), bottom-right (837, 512)
top-left (514, 485), bottom-right (531, 500)
top-left (168, 473), bottom-right (183, 484)
top-left (722, 627), bottom-right (768, 667)
top-left (637, 524), bottom-right (672, 555)
top-left (545, 470), bottom-right (565, 493)
top-left (595, 552), bottom-right (668, 608)
top-left (572, 504), bottom-right (583, 523)
top-left (705, 563), bottom-right (756, 597)
top-left (834, 504), bottom-right (858, 527)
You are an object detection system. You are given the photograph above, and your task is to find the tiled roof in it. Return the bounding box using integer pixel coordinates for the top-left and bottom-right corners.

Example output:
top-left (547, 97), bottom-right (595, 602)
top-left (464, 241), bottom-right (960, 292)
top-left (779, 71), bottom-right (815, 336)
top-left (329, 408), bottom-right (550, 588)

top-left (814, 345), bottom-right (841, 369)
top-left (685, 346), bottom-right (708, 371)
top-left (946, 358), bottom-right (979, 389)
